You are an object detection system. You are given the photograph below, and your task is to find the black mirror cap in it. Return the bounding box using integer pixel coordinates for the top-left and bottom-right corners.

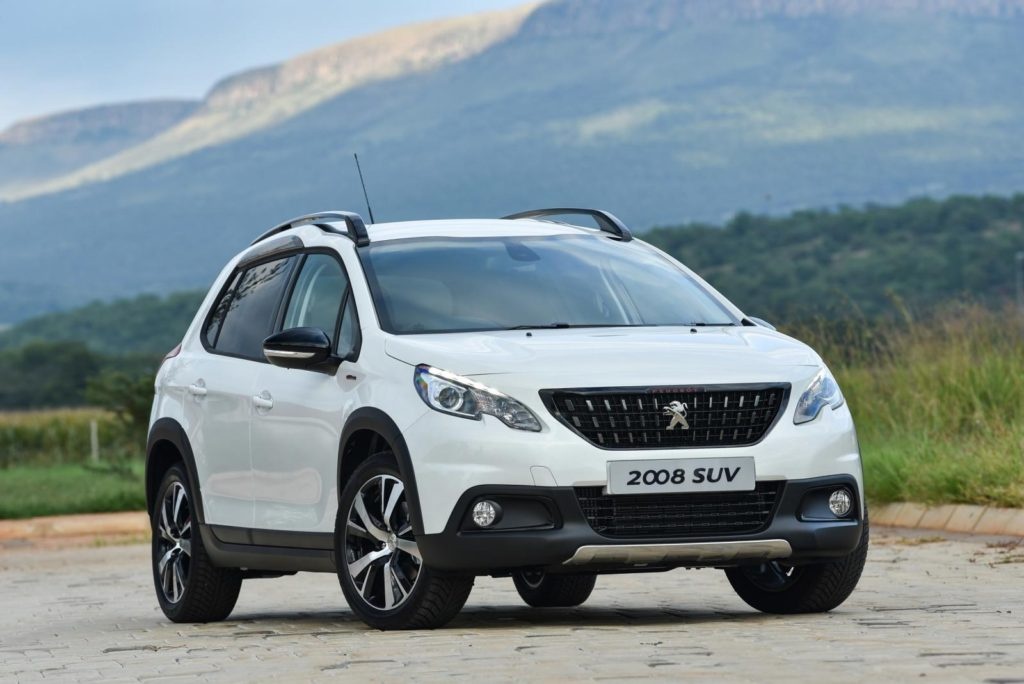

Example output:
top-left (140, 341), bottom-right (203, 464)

top-left (263, 327), bottom-right (338, 372)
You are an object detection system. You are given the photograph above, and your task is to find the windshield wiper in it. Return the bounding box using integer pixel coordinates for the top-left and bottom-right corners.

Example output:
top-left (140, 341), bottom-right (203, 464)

top-left (506, 322), bottom-right (575, 330)
top-left (505, 323), bottom-right (634, 330)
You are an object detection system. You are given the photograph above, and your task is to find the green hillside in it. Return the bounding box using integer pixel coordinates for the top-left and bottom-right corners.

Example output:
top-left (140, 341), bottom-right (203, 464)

top-left (0, 291), bottom-right (203, 356)
top-left (646, 193), bottom-right (1024, 320)
top-left (2, 0), bottom-right (1024, 322)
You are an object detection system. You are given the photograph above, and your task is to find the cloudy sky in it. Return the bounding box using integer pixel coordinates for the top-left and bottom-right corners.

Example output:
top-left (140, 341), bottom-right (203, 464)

top-left (0, 0), bottom-right (528, 129)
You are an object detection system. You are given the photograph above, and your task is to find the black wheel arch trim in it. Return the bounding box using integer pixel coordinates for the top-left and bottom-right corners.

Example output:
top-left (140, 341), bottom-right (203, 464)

top-left (339, 407), bottom-right (424, 536)
top-left (146, 417), bottom-right (206, 525)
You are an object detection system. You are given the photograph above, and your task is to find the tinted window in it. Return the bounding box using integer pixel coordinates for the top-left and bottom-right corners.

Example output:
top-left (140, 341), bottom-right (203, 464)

top-left (361, 236), bottom-right (735, 334)
top-left (205, 271), bottom-right (241, 345)
top-left (213, 256), bottom-right (296, 359)
top-left (282, 254), bottom-right (349, 344)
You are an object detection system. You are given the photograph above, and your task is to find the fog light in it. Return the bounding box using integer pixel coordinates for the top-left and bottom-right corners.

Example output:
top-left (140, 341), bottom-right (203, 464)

top-left (828, 489), bottom-right (853, 517)
top-left (472, 500), bottom-right (500, 528)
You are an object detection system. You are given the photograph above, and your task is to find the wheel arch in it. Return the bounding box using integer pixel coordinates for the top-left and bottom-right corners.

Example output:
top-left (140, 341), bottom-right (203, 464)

top-left (339, 407), bottom-right (424, 535)
top-left (146, 418), bottom-right (206, 524)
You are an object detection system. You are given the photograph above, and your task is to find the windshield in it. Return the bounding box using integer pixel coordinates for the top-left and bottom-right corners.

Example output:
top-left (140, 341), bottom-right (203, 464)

top-left (360, 235), bottom-right (736, 334)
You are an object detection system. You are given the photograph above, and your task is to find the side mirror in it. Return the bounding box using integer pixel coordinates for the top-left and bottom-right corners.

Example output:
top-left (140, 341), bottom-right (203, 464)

top-left (747, 317), bottom-right (776, 331)
top-left (263, 327), bottom-right (338, 372)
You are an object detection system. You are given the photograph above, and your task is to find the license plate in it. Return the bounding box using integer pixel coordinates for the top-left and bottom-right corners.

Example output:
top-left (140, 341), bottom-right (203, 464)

top-left (606, 457), bottom-right (756, 495)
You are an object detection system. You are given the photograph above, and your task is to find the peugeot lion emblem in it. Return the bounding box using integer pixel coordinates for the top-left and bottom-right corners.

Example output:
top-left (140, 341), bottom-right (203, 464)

top-left (663, 400), bottom-right (690, 430)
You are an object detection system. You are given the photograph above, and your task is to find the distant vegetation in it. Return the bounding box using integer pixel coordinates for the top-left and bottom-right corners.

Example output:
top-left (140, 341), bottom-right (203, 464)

top-left (646, 193), bottom-right (1024, 321)
top-left (0, 408), bottom-right (138, 469)
top-left (0, 291), bottom-right (202, 356)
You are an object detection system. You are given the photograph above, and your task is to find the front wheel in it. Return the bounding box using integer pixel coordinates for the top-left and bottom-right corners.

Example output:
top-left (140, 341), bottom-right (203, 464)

top-left (336, 453), bottom-right (474, 630)
top-left (724, 519), bottom-right (869, 614)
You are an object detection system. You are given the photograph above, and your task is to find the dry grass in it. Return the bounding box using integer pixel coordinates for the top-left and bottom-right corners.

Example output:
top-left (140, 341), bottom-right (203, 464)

top-left (0, 408), bottom-right (140, 468)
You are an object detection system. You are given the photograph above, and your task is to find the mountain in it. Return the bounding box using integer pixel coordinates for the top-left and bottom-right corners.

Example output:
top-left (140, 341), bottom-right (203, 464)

top-left (0, 100), bottom-right (197, 197)
top-left (2, 0), bottom-right (1024, 323)
top-left (0, 5), bottom-right (537, 203)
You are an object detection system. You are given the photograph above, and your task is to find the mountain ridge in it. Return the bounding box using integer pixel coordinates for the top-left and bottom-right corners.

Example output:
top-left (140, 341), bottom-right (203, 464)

top-left (1, 3), bottom-right (538, 202)
top-left (0, 100), bottom-right (198, 195)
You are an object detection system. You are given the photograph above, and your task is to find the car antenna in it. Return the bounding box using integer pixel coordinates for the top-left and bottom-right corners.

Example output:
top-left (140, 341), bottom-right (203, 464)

top-left (353, 153), bottom-right (377, 224)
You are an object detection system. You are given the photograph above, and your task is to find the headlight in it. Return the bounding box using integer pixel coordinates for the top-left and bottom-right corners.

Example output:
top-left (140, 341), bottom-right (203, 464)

top-left (793, 368), bottom-right (845, 425)
top-left (414, 365), bottom-right (542, 432)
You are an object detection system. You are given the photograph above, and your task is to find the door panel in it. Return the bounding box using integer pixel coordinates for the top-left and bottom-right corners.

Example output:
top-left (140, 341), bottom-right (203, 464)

top-left (250, 366), bottom-right (349, 532)
top-left (183, 253), bottom-right (298, 529)
top-left (250, 251), bottom-right (355, 532)
top-left (179, 353), bottom-right (257, 528)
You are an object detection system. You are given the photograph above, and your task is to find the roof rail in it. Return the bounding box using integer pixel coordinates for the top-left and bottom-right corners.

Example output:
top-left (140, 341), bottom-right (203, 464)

top-left (252, 211), bottom-right (370, 247)
top-left (501, 208), bottom-right (633, 242)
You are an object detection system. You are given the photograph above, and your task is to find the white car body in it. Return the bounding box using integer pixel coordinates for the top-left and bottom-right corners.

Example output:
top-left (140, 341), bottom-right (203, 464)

top-left (147, 212), bottom-right (867, 628)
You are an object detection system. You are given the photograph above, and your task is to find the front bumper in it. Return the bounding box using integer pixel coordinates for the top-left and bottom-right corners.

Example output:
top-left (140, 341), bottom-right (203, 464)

top-left (417, 475), bottom-right (863, 574)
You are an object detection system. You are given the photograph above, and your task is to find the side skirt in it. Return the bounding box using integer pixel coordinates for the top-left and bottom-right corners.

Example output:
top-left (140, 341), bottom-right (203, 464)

top-left (201, 524), bottom-right (337, 573)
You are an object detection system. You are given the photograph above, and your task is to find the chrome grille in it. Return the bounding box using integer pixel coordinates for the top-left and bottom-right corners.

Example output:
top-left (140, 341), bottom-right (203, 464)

top-left (575, 482), bottom-right (782, 538)
top-left (542, 385), bottom-right (789, 449)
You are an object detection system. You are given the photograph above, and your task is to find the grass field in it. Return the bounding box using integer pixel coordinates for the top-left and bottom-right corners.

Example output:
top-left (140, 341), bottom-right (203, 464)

top-left (0, 462), bottom-right (145, 519)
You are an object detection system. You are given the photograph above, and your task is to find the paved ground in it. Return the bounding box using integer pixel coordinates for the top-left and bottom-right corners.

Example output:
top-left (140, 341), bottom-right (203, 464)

top-left (1, 531), bottom-right (1022, 683)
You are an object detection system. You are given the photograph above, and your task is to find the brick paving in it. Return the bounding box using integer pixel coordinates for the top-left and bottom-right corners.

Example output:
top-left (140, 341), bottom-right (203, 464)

top-left (1, 531), bottom-right (1022, 682)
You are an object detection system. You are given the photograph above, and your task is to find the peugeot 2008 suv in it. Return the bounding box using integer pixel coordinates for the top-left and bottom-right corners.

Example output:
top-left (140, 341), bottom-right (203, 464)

top-left (147, 208), bottom-right (867, 630)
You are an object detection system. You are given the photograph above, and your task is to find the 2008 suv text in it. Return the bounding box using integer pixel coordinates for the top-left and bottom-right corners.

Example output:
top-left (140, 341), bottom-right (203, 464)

top-left (147, 208), bottom-right (867, 630)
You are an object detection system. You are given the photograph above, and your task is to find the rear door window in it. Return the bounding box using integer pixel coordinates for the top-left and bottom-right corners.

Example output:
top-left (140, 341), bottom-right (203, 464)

top-left (209, 256), bottom-right (297, 360)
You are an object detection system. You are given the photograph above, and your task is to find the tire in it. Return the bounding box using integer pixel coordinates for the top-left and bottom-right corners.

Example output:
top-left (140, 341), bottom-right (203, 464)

top-left (513, 570), bottom-right (597, 608)
top-left (724, 518), bottom-right (870, 614)
top-left (151, 464), bottom-right (242, 622)
top-left (336, 452), bottom-right (474, 630)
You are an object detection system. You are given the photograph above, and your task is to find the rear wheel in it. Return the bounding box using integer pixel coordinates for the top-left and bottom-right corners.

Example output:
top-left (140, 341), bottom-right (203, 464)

top-left (151, 465), bottom-right (242, 622)
top-left (336, 453), bottom-right (474, 630)
top-left (513, 570), bottom-right (597, 607)
top-left (724, 519), bottom-right (869, 614)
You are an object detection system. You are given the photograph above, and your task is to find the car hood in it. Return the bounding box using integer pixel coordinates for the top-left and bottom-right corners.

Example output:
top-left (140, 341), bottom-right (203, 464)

top-left (384, 326), bottom-right (823, 388)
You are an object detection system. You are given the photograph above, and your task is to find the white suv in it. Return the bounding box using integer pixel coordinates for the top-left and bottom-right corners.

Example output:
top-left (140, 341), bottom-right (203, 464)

top-left (147, 208), bottom-right (867, 630)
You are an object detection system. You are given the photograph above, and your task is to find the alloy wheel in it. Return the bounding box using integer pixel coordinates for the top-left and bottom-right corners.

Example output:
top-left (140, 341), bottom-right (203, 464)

top-left (156, 481), bottom-right (192, 604)
top-left (344, 474), bottom-right (422, 610)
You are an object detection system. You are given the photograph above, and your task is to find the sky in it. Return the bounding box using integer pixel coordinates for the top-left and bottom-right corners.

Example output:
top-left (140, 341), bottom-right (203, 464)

top-left (0, 0), bottom-right (529, 130)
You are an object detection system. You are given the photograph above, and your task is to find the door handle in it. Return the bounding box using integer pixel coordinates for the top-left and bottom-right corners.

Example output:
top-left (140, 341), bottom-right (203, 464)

top-left (188, 381), bottom-right (207, 397)
top-left (253, 391), bottom-right (274, 410)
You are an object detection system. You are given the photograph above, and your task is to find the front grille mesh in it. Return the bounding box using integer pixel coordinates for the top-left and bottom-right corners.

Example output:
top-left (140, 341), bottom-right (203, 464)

top-left (544, 386), bottom-right (787, 449)
top-left (575, 482), bottom-right (782, 538)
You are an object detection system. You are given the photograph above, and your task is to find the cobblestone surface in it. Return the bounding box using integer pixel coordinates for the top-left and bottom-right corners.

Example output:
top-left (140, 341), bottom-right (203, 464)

top-left (1, 531), bottom-right (1022, 682)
